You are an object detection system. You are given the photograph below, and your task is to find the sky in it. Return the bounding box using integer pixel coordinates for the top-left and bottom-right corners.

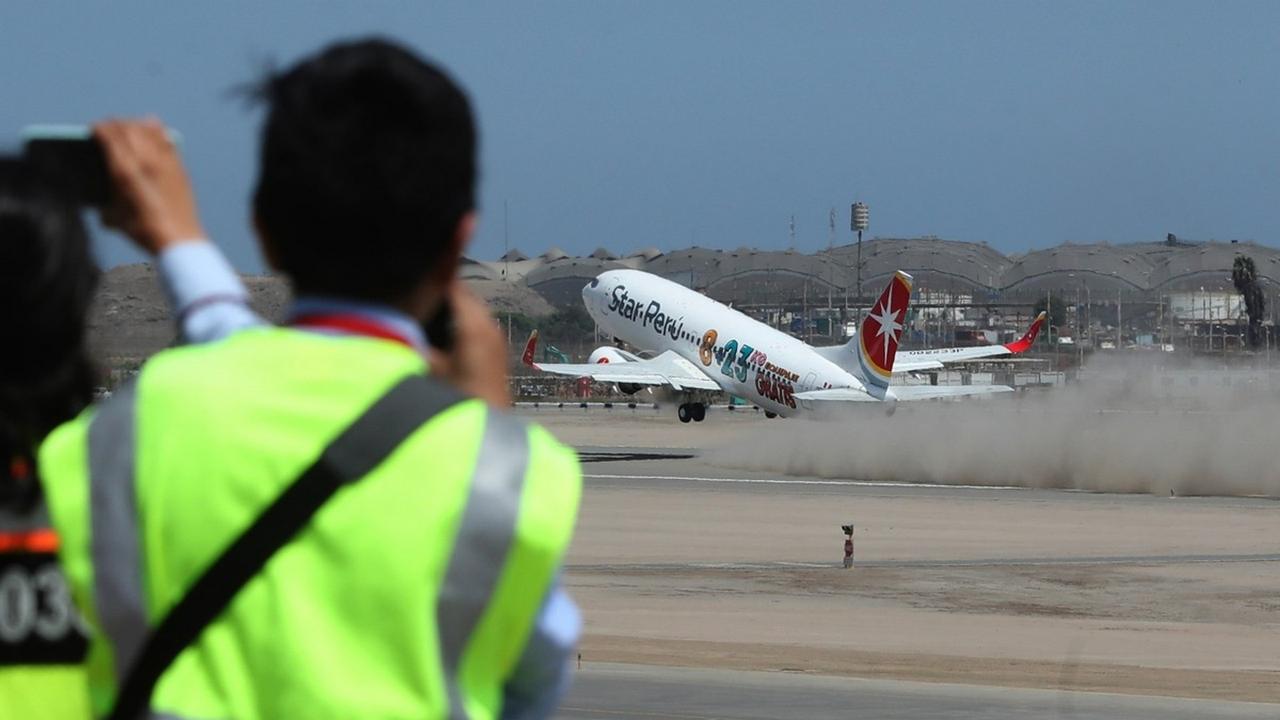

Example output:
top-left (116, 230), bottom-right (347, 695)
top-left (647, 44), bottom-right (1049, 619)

top-left (2, 2), bottom-right (1278, 272)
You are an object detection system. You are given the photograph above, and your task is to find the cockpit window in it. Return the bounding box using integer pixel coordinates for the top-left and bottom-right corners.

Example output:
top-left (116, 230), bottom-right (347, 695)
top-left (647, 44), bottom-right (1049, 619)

top-left (590, 278), bottom-right (600, 288)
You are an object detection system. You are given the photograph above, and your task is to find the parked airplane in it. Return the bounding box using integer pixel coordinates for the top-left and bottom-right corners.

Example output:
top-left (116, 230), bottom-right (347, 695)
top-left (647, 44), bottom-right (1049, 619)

top-left (522, 269), bottom-right (1045, 421)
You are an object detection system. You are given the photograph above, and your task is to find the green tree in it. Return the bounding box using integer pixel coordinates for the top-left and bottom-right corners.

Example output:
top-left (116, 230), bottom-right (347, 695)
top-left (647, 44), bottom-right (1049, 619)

top-left (1232, 255), bottom-right (1266, 349)
top-left (506, 304), bottom-right (598, 359)
top-left (1031, 293), bottom-right (1067, 341)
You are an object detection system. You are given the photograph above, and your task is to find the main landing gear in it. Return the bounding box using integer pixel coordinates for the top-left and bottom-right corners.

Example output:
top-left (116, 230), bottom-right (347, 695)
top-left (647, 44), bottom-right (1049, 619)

top-left (677, 402), bottom-right (707, 423)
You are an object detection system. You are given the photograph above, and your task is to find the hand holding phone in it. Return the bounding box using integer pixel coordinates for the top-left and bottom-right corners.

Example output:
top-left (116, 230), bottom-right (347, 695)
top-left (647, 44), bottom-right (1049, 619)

top-left (426, 285), bottom-right (510, 408)
top-left (423, 299), bottom-right (456, 352)
top-left (22, 120), bottom-right (205, 255)
top-left (95, 119), bottom-right (205, 254)
top-left (21, 125), bottom-right (112, 205)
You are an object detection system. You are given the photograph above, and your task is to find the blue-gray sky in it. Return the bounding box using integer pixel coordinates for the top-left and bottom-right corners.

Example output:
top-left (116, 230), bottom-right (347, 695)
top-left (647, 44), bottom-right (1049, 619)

top-left (3, 2), bottom-right (1278, 271)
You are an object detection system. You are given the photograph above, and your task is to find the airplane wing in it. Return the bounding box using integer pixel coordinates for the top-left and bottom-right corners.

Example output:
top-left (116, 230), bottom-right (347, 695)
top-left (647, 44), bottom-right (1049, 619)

top-left (795, 384), bottom-right (1015, 403)
top-left (894, 311), bottom-right (1046, 371)
top-left (891, 359), bottom-right (945, 373)
top-left (521, 331), bottom-right (721, 392)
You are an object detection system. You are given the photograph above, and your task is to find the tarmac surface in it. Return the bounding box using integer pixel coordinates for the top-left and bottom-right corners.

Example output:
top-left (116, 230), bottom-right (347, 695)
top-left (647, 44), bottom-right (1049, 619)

top-left (559, 663), bottom-right (1280, 720)
top-left (523, 407), bottom-right (1280, 718)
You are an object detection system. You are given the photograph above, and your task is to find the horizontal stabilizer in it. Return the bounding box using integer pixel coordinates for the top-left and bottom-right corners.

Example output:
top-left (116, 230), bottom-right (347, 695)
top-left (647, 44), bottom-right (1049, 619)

top-left (793, 388), bottom-right (881, 403)
top-left (889, 359), bottom-right (945, 373)
top-left (890, 385), bottom-right (1015, 401)
top-left (796, 384), bottom-right (1014, 403)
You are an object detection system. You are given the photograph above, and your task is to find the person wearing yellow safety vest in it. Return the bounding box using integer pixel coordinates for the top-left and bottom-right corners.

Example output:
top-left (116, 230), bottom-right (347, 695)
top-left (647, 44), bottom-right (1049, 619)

top-left (40, 39), bottom-right (582, 719)
top-left (1, 132), bottom-right (264, 718)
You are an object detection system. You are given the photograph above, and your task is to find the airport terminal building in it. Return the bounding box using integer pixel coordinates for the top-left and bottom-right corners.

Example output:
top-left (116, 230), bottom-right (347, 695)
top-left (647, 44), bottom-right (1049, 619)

top-left (469, 236), bottom-right (1280, 355)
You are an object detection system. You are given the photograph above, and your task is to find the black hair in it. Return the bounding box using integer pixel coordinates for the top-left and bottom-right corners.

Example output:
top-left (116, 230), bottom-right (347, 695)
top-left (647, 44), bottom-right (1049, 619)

top-left (251, 37), bottom-right (477, 304)
top-left (0, 178), bottom-right (98, 511)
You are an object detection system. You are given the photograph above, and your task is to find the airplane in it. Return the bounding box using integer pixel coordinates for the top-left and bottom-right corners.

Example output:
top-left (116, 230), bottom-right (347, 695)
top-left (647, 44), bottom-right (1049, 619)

top-left (522, 268), bottom-right (1045, 422)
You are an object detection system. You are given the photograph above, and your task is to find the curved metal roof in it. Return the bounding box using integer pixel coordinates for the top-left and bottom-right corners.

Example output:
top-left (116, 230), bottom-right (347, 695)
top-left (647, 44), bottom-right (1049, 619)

top-left (477, 237), bottom-right (1280, 304)
top-left (704, 249), bottom-right (845, 305)
top-left (628, 246), bottom-right (664, 260)
top-left (640, 247), bottom-right (726, 288)
top-left (482, 258), bottom-right (545, 282)
top-left (523, 257), bottom-right (622, 284)
top-left (458, 258), bottom-right (500, 281)
top-left (524, 257), bottom-right (625, 305)
top-left (1150, 242), bottom-right (1280, 291)
top-left (829, 237), bottom-right (1010, 292)
top-left (708, 249), bottom-right (841, 285)
top-left (1001, 243), bottom-right (1153, 294)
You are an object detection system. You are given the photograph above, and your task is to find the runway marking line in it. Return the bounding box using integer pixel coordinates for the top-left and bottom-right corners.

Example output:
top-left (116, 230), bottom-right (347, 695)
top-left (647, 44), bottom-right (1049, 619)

top-left (584, 473), bottom-right (1027, 492)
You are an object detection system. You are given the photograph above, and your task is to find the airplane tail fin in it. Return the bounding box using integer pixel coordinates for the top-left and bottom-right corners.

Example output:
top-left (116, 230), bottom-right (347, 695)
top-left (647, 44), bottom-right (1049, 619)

top-left (857, 271), bottom-right (914, 394)
top-left (1003, 311), bottom-right (1046, 353)
top-left (521, 330), bottom-right (540, 368)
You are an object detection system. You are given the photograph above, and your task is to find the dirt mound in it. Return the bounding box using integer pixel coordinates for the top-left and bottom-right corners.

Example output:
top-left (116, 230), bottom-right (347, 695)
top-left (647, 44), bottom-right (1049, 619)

top-left (88, 263), bottom-right (552, 366)
top-left (88, 263), bottom-right (288, 363)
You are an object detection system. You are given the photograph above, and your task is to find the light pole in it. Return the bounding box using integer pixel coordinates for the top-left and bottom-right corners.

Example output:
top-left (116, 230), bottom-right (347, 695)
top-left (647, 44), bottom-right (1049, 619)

top-left (851, 201), bottom-right (869, 310)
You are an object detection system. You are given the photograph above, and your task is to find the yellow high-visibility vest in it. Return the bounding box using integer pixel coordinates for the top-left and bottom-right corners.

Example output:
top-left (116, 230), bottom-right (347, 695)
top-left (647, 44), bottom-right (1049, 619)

top-left (40, 327), bottom-right (581, 719)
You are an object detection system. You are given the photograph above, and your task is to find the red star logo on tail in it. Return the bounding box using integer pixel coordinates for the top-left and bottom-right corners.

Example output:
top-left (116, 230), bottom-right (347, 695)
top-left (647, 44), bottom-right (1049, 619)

top-left (867, 283), bottom-right (905, 366)
top-left (858, 271), bottom-right (913, 380)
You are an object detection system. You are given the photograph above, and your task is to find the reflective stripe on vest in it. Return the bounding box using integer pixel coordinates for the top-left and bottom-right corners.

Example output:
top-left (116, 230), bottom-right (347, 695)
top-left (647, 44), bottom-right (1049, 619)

top-left (87, 382), bottom-right (146, 683)
top-left (81, 380), bottom-right (532, 718)
top-left (437, 412), bottom-right (529, 720)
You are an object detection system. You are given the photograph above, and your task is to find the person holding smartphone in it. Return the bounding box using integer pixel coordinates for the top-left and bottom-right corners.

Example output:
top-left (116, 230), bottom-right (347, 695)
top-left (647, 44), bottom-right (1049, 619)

top-left (40, 39), bottom-right (582, 720)
top-left (0, 125), bottom-right (261, 718)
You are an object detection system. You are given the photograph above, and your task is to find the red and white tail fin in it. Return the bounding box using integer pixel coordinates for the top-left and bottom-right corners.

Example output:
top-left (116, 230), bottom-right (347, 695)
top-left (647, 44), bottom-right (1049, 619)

top-left (521, 330), bottom-right (540, 368)
top-left (857, 271), bottom-right (913, 393)
top-left (1003, 311), bottom-right (1046, 354)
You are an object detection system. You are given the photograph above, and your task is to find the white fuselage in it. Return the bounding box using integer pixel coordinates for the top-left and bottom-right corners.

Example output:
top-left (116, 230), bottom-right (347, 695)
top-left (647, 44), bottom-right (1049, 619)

top-left (583, 269), bottom-right (870, 416)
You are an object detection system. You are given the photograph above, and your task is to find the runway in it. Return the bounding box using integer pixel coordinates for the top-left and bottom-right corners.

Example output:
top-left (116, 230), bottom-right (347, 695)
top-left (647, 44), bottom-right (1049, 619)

top-left (525, 410), bottom-right (1280, 714)
top-left (559, 663), bottom-right (1280, 720)
top-left (576, 449), bottom-right (1280, 568)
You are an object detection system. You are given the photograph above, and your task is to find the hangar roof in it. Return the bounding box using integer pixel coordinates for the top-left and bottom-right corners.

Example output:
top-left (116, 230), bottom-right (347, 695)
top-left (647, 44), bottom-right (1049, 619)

top-left (1002, 243), bottom-right (1154, 293)
top-left (477, 236), bottom-right (1280, 304)
top-left (829, 237), bottom-right (1010, 291)
top-left (1150, 241), bottom-right (1280, 291)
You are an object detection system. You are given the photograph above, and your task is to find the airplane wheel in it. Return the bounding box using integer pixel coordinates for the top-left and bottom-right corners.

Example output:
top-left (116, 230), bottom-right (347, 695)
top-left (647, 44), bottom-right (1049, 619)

top-left (677, 404), bottom-right (692, 423)
top-left (765, 411), bottom-right (777, 419)
top-left (691, 403), bottom-right (706, 422)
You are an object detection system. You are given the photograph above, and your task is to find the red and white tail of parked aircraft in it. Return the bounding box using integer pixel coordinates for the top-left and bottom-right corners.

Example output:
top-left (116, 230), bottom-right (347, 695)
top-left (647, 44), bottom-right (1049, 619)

top-left (522, 268), bottom-right (1045, 422)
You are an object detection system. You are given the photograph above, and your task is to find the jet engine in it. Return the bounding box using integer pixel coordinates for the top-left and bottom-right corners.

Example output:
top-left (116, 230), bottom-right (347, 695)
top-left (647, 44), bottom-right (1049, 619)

top-left (587, 346), bottom-right (634, 364)
top-left (586, 346), bottom-right (644, 394)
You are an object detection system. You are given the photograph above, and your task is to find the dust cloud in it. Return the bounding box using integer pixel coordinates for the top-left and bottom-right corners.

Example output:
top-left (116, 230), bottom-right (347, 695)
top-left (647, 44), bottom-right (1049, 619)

top-left (709, 357), bottom-right (1280, 497)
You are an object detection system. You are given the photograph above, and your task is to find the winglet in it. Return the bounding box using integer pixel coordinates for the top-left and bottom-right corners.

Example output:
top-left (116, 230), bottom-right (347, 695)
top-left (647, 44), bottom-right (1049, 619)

top-left (1004, 311), bottom-right (1046, 353)
top-left (522, 330), bottom-right (540, 368)
top-left (857, 270), bottom-right (913, 393)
